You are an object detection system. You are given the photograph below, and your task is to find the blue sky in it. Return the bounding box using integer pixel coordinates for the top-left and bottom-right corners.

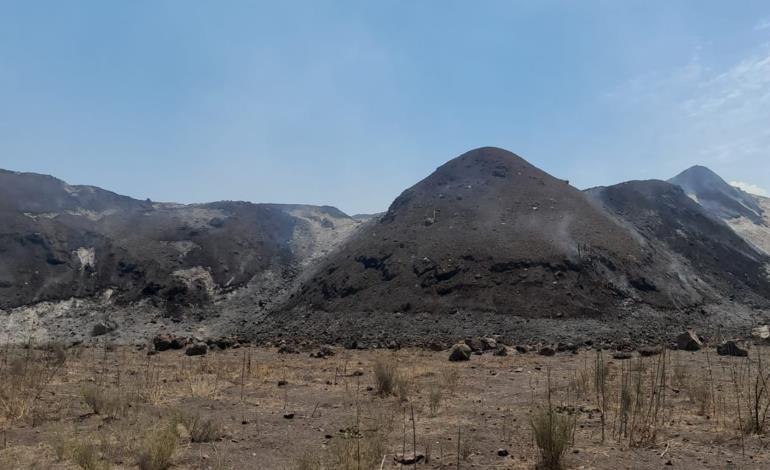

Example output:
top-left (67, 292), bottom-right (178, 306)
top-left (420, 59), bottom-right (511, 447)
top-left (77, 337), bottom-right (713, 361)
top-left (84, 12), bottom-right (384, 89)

top-left (1, 1), bottom-right (769, 214)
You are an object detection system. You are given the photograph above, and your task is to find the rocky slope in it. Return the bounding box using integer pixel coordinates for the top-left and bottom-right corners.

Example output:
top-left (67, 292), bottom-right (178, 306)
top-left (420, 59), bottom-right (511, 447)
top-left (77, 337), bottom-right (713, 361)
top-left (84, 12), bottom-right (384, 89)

top-left (669, 166), bottom-right (770, 256)
top-left (282, 147), bottom-right (767, 320)
top-left (587, 180), bottom-right (770, 307)
top-left (0, 169), bottom-right (362, 312)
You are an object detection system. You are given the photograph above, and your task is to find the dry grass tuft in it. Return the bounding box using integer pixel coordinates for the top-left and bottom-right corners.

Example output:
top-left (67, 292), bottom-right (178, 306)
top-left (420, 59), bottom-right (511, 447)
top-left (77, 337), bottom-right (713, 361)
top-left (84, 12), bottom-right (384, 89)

top-left (174, 410), bottom-right (223, 443)
top-left (72, 440), bottom-right (112, 470)
top-left (137, 421), bottom-right (179, 470)
top-left (81, 384), bottom-right (131, 417)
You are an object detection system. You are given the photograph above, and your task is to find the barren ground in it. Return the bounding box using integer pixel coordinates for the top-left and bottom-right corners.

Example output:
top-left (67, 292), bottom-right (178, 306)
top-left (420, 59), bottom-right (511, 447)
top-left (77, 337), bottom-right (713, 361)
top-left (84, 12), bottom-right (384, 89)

top-left (0, 344), bottom-right (769, 469)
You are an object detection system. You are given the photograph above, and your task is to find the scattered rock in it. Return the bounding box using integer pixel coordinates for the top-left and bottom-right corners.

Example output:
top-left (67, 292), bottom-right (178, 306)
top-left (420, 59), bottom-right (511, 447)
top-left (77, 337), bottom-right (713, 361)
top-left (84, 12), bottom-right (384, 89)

top-left (716, 340), bottom-right (749, 357)
top-left (497, 449), bottom-right (509, 457)
top-left (480, 337), bottom-right (498, 351)
top-left (277, 380), bottom-right (288, 387)
top-left (90, 320), bottom-right (116, 337)
top-left (752, 325), bottom-right (769, 341)
top-left (538, 346), bottom-right (555, 357)
top-left (283, 412), bottom-right (294, 420)
top-left (676, 330), bottom-right (702, 351)
top-left (638, 346), bottom-right (662, 357)
top-left (185, 342), bottom-right (208, 356)
top-left (448, 342), bottom-right (472, 362)
top-left (152, 334), bottom-right (174, 352)
top-left (394, 454), bottom-right (425, 465)
top-left (277, 344), bottom-right (299, 354)
top-left (556, 342), bottom-right (577, 353)
top-left (612, 352), bottom-right (632, 360)
top-left (214, 337), bottom-right (236, 350)
top-left (313, 345), bottom-right (336, 358)
top-left (465, 338), bottom-right (484, 352)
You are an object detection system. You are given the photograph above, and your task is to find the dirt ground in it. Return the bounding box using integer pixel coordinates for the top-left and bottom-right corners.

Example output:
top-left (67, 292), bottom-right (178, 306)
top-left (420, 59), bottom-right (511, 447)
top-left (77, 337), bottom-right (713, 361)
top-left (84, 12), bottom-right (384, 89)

top-left (0, 343), bottom-right (768, 470)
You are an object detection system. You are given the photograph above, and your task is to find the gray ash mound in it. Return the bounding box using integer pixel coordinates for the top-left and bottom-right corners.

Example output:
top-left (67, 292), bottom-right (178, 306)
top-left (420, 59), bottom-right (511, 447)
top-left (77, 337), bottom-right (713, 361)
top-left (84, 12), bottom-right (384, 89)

top-left (588, 180), bottom-right (770, 306)
top-left (669, 165), bottom-right (764, 224)
top-left (283, 147), bottom-right (724, 319)
top-left (0, 169), bottom-right (361, 312)
top-left (668, 165), bottom-right (770, 256)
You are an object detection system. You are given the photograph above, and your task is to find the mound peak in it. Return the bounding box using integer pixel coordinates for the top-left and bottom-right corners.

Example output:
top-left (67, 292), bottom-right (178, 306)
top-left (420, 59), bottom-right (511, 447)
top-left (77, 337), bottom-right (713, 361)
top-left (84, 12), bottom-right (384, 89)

top-left (285, 148), bottom-right (702, 318)
top-left (669, 165), bottom-right (763, 224)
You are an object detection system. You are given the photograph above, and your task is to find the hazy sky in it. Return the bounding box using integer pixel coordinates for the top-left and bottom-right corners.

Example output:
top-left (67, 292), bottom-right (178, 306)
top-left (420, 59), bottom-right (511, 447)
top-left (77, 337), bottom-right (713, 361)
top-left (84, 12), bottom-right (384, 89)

top-left (1, 1), bottom-right (769, 214)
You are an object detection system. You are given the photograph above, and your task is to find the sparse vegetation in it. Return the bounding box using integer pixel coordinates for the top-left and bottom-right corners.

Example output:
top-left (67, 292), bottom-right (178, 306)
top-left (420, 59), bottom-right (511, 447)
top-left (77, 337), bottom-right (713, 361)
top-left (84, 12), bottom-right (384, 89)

top-left (0, 343), bottom-right (769, 469)
top-left (174, 410), bottom-right (223, 442)
top-left (72, 440), bottom-right (111, 470)
top-left (81, 384), bottom-right (131, 417)
top-left (530, 373), bottom-right (575, 470)
top-left (373, 356), bottom-right (409, 398)
top-left (136, 421), bottom-right (179, 470)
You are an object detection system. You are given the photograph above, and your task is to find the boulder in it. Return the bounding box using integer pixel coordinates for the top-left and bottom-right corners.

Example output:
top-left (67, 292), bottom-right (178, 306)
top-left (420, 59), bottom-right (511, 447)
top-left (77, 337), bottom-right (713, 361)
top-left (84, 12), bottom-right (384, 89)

top-left (448, 343), bottom-right (472, 362)
top-left (153, 334), bottom-right (174, 352)
top-left (493, 345), bottom-right (508, 357)
top-left (538, 346), bottom-right (556, 357)
top-left (612, 352), bottom-right (632, 360)
top-left (716, 340), bottom-right (749, 357)
top-left (214, 337), bottom-right (236, 350)
top-left (465, 338), bottom-right (484, 352)
top-left (676, 330), bottom-right (702, 351)
top-left (638, 346), bottom-right (662, 357)
top-left (185, 342), bottom-right (208, 356)
top-left (515, 345), bottom-right (529, 354)
top-left (752, 325), bottom-right (770, 341)
top-left (90, 320), bottom-right (116, 337)
top-left (480, 337), bottom-right (498, 351)
top-left (310, 345), bottom-right (336, 359)
top-left (170, 336), bottom-right (188, 350)
top-left (277, 344), bottom-right (299, 354)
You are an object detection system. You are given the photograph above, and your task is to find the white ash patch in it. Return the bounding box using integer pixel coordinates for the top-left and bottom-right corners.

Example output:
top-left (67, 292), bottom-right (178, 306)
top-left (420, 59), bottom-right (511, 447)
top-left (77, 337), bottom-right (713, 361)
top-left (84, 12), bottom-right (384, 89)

top-left (23, 212), bottom-right (59, 220)
top-left (74, 247), bottom-right (96, 270)
top-left (65, 208), bottom-right (117, 221)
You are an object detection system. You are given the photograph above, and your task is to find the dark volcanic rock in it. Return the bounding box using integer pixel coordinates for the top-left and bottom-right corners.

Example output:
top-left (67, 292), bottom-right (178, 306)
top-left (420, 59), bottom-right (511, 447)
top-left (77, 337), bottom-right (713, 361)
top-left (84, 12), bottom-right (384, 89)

top-left (448, 343), bottom-right (472, 362)
top-left (716, 340), bottom-right (749, 357)
top-left (638, 346), bottom-right (662, 357)
top-left (539, 346), bottom-right (555, 357)
top-left (90, 320), bottom-right (116, 337)
top-left (185, 342), bottom-right (208, 356)
top-left (676, 331), bottom-right (703, 351)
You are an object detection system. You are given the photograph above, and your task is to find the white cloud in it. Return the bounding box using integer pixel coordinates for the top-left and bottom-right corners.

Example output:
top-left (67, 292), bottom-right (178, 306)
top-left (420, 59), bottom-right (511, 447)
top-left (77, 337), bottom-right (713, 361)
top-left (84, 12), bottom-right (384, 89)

top-left (731, 181), bottom-right (770, 197)
top-left (756, 18), bottom-right (770, 31)
top-left (603, 42), bottom-right (770, 187)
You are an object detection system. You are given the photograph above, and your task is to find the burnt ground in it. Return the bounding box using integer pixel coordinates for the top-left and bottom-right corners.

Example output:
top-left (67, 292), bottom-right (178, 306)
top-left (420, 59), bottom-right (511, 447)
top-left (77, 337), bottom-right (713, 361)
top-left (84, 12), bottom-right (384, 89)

top-left (1, 344), bottom-right (770, 469)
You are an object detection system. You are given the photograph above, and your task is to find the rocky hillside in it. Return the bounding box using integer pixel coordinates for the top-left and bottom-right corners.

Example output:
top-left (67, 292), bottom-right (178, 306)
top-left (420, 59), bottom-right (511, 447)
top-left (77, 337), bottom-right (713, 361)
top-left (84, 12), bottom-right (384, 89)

top-left (284, 147), bottom-right (762, 319)
top-left (588, 180), bottom-right (770, 307)
top-left (0, 169), bottom-right (362, 312)
top-left (668, 166), bottom-right (770, 256)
